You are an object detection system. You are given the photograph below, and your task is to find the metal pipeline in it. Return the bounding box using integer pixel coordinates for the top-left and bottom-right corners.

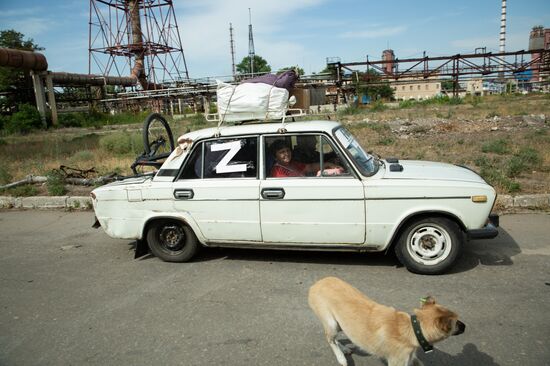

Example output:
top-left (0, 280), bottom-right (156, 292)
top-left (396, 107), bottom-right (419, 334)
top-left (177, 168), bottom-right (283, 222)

top-left (0, 48), bottom-right (48, 71)
top-left (0, 47), bottom-right (137, 87)
top-left (50, 72), bottom-right (136, 87)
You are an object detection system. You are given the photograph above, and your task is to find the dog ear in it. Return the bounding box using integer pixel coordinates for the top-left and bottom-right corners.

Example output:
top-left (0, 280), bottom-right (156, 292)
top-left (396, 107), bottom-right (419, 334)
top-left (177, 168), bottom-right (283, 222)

top-left (420, 296), bottom-right (436, 307)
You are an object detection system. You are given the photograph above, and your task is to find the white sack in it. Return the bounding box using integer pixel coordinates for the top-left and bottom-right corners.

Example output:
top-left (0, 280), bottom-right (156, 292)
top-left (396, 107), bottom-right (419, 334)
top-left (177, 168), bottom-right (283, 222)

top-left (217, 81), bottom-right (289, 122)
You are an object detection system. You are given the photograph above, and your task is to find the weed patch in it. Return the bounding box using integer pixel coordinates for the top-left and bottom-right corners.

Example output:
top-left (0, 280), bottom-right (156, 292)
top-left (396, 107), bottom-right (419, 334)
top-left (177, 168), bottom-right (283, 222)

top-left (99, 132), bottom-right (142, 155)
top-left (2, 184), bottom-right (38, 197)
top-left (0, 165), bottom-right (12, 185)
top-left (481, 139), bottom-right (509, 154)
top-left (369, 101), bottom-right (387, 112)
top-left (338, 105), bottom-right (362, 116)
top-left (46, 170), bottom-right (67, 196)
top-left (378, 137), bottom-right (395, 145)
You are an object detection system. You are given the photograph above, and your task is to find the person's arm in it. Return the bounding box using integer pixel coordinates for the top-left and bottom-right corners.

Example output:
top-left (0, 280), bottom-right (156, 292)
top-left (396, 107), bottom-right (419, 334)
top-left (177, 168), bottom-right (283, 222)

top-left (303, 161), bottom-right (342, 175)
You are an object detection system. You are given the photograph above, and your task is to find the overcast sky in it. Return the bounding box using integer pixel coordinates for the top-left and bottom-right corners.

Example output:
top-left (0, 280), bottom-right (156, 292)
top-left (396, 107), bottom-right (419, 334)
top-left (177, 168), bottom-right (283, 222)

top-left (1, 0), bottom-right (548, 78)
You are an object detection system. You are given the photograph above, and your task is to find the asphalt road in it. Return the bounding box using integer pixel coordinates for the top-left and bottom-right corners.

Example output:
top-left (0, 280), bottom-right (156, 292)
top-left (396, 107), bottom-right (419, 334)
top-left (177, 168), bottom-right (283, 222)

top-left (0, 211), bottom-right (549, 366)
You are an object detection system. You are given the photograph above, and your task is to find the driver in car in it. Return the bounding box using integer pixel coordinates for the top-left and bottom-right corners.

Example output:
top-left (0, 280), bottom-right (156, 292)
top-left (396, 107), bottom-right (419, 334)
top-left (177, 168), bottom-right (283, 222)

top-left (270, 139), bottom-right (342, 177)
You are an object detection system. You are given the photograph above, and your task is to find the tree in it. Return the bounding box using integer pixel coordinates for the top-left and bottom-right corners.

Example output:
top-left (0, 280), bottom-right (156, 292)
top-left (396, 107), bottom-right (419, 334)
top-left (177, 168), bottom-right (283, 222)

top-left (356, 69), bottom-right (394, 100)
top-left (441, 80), bottom-right (454, 91)
top-left (277, 66), bottom-right (304, 76)
top-left (0, 30), bottom-right (44, 113)
top-left (236, 55), bottom-right (271, 74)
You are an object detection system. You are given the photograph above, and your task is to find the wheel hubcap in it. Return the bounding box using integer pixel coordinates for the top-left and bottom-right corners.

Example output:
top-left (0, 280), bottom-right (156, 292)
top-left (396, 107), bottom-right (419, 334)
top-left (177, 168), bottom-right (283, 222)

top-left (159, 225), bottom-right (185, 252)
top-left (407, 224), bottom-right (452, 266)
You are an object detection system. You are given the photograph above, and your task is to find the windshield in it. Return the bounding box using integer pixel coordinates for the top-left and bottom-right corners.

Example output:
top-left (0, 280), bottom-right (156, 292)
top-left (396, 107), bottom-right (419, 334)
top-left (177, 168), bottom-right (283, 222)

top-left (334, 127), bottom-right (378, 176)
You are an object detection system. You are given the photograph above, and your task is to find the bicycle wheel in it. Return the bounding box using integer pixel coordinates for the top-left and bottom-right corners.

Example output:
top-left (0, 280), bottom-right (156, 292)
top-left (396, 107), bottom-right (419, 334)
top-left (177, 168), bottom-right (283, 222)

top-left (142, 113), bottom-right (175, 156)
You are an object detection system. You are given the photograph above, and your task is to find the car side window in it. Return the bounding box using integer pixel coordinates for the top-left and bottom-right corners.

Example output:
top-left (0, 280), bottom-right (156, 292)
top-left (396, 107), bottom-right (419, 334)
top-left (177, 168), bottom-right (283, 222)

top-left (265, 134), bottom-right (350, 178)
top-left (319, 136), bottom-right (351, 177)
top-left (179, 137), bottom-right (258, 179)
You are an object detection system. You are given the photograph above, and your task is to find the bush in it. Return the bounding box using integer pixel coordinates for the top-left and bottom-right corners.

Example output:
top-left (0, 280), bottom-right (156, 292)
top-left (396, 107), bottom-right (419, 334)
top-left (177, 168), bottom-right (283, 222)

top-left (399, 100), bottom-right (416, 109)
top-left (516, 147), bottom-right (542, 167)
top-left (0, 114), bottom-right (10, 130)
top-left (46, 170), bottom-right (67, 196)
top-left (99, 132), bottom-right (142, 155)
top-left (5, 104), bottom-right (43, 134)
top-left (506, 147), bottom-right (542, 177)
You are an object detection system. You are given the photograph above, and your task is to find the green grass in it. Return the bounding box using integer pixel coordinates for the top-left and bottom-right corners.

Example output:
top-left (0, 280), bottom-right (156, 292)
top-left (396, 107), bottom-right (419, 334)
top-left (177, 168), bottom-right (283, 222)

top-left (378, 137), bottom-right (395, 145)
top-left (98, 132), bottom-right (143, 155)
top-left (481, 139), bottom-right (510, 154)
top-left (337, 104), bottom-right (362, 116)
top-left (46, 170), bottom-right (67, 196)
top-left (1, 184), bottom-right (38, 197)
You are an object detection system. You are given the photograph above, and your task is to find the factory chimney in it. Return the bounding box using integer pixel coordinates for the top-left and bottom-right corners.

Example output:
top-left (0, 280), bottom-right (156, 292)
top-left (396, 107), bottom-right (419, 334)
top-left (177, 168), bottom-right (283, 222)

top-left (499, 0), bottom-right (507, 54)
top-left (381, 49), bottom-right (395, 75)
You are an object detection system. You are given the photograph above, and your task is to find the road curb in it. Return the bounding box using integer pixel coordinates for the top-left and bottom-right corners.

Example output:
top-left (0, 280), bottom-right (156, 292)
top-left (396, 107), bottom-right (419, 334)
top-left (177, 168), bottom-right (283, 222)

top-left (0, 196), bottom-right (92, 210)
top-left (0, 194), bottom-right (549, 211)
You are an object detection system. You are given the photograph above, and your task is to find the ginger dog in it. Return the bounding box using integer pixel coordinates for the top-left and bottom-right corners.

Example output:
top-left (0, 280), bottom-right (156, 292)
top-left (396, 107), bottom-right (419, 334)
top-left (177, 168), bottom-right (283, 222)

top-left (308, 277), bottom-right (465, 366)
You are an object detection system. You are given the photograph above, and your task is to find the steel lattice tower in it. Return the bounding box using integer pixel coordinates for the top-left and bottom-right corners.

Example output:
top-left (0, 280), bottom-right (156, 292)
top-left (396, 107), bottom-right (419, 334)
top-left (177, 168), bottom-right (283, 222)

top-left (88, 0), bottom-right (189, 90)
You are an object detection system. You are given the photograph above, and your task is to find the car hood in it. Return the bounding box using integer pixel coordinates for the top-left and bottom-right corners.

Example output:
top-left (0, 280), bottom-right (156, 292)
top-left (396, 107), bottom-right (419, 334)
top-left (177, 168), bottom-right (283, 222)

top-left (382, 160), bottom-right (486, 183)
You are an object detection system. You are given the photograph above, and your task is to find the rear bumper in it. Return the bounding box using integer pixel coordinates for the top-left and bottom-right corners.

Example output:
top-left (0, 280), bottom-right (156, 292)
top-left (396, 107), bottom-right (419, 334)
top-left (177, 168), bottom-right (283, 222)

top-left (467, 213), bottom-right (499, 240)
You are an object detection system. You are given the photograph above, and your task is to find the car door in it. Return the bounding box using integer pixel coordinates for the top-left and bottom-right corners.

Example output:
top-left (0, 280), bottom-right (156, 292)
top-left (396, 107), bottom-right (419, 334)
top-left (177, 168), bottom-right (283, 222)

top-left (260, 134), bottom-right (366, 244)
top-left (173, 136), bottom-right (261, 242)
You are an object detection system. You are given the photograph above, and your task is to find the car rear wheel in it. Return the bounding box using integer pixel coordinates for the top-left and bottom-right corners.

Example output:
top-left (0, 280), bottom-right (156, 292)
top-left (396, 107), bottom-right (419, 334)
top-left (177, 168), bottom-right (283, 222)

top-left (395, 217), bottom-right (462, 275)
top-left (146, 220), bottom-right (198, 262)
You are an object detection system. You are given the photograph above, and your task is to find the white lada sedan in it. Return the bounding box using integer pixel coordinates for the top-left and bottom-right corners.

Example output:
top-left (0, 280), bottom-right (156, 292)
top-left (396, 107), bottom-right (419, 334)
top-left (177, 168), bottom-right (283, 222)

top-left (91, 121), bottom-right (499, 274)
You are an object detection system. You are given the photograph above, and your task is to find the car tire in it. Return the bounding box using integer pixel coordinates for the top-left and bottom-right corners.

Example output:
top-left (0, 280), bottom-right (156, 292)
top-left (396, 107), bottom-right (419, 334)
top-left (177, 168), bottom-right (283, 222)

top-left (146, 220), bottom-right (198, 262)
top-left (395, 217), bottom-right (463, 275)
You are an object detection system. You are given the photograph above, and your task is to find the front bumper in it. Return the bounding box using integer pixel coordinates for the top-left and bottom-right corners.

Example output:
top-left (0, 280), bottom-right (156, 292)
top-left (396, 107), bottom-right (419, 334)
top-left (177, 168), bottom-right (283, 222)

top-left (467, 213), bottom-right (499, 240)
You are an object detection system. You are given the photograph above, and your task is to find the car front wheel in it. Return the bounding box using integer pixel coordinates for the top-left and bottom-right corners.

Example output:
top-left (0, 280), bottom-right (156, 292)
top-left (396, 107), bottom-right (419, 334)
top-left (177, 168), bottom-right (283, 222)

top-left (146, 220), bottom-right (198, 262)
top-left (395, 217), bottom-right (463, 275)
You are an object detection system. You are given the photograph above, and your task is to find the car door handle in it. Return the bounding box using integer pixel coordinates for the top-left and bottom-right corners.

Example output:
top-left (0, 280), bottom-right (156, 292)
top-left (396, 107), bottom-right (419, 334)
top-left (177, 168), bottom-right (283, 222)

top-left (261, 188), bottom-right (285, 199)
top-left (174, 189), bottom-right (194, 200)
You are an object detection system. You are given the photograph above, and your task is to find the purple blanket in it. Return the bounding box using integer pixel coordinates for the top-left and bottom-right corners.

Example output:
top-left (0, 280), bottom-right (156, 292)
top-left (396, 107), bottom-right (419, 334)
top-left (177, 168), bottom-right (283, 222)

top-left (242, 70), bottom-right (299, 92)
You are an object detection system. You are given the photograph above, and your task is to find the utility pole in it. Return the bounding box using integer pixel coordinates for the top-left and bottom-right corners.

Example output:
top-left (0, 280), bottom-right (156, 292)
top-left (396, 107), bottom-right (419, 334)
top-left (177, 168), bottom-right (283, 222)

top-left (499, 0), bottom-right (507, 85)
top-left (248, 8), bottom-right (255, 76)
top-left (229, 23), bottom-right (236, 79)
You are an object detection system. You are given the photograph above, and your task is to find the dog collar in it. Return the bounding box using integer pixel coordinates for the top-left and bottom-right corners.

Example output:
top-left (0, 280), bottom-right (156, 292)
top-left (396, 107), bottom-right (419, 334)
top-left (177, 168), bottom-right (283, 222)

top-left (411, 315), bottom-right (434, 353)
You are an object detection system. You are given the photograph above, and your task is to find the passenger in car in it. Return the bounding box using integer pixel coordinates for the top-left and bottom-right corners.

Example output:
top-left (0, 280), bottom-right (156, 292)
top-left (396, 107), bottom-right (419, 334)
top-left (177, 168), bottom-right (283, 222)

top-left (292, 135), bottom-right (319, 164)
top-left (270, 139), bottom-right (342, 177)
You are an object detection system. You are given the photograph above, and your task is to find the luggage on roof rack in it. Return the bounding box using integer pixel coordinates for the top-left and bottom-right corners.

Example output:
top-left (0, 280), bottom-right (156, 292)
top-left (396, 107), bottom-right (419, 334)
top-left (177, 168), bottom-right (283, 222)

top-left (206, 70), bottom-right (306, 125)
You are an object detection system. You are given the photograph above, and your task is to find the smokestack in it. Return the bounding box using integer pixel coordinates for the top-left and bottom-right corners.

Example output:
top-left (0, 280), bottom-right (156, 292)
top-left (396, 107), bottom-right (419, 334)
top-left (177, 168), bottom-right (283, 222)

top-left (128, 0), bottom-right (147, 89)
top-left (499, 0), bottom-right (507, 54)
top-left (381, 49), bottom-right (395, 75)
